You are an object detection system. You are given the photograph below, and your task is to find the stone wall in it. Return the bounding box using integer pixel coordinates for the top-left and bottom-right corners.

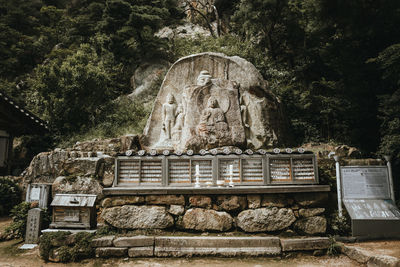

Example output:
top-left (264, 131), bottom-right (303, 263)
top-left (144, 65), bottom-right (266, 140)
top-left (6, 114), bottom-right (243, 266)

top-left (100, 192), bottom-right (328, 235)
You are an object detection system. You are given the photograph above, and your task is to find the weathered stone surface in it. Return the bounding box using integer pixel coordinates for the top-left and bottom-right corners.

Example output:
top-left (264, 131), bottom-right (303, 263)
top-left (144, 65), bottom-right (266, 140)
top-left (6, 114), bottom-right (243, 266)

top-left (182, 208), bottom-right (233, 231)
top-left (294, 216), bottom-right (327, 235)
top-left (189, 195), bottom-right (212, 208)
top-left (154, 236), bottom-right (281, 257)
top-left (23, 151), bottom-right (69, 183)
top-left (340, 245), bottom-right (375, 264)
top-left (247, 195), bottom-right (261, 209)
top-left (128, 60), bottom-right (170, 98)
top-left (261, 194), bottom-right (293, 208)
top-left (113, 236), bottom-right (154, 247)
top-left (101, 205), bottom-right (174, 229)
top-left (145, 195), bottom-right (185, 205)
top-left (294, 193), bottom-right (328, 207)
top-left (101, 157), bottom-right (115, 187)
top-left (299, 208), bottom-right (325, 218)
top-left (216, 195), bottom-right (247, 211)
top-left (281, 237), bottom-right (330, 251)
top-left (237, 208), bottom-right (296, 232)
top-left (141, 52), bottom-right (289, 151)
top-left (62, 157), bottom-right (103, 177)
top-left (368, 255), bottom-right (400, 267)
top-left (95, 247), bottom-right (127, 258)
top-left (128, 246), bottom-right (154, 257)
top-left (91, 236), bottom-right (115, 247)
top-left (156, 23), bottom-right (211, 40)
top-left (102, 196), bottom-right (144, 208)
top-left (52, 176), bottom-right (103, 198)
top-left (168, 205), bottom-right (185, 215)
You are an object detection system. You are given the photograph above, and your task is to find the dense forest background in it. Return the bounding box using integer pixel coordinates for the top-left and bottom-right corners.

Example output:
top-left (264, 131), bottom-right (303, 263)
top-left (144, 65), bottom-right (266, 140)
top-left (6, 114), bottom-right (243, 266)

top-left (1, 0), bottom-right (400, 195)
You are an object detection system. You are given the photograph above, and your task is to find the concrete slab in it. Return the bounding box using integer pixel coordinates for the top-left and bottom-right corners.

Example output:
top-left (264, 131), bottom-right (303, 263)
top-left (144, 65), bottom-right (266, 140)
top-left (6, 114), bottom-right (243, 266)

top-left (281, 237), bottom-right (330, 251)
top-left (19, 244), bottom-right (38, 250)
top-left (41, 228), bottom-right (96, 234)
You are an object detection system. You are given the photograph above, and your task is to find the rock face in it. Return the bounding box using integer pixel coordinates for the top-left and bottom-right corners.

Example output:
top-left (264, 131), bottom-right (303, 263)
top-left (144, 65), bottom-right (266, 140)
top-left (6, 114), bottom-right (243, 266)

top-left (182, 208), bottom-right (233, 231)
top-left (189, 195), bottom-right (212, 208)
top-left (294, 216), bottom-right (327, 235)
top-left (128, 60), bottom-right (170, 98)
top-left (52, 176), bottom-right (103, 199)
top-left (141, 52), bottom-right (290, 151)
top-left (102, 205), bottom-right (174, 229)
top-left (237, 208), bottom-right (296, 232)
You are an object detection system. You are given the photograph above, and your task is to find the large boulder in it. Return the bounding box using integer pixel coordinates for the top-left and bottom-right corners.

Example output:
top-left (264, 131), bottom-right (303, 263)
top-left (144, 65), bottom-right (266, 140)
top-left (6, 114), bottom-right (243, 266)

top-left (181, 208), bottom-right (233, 231)
top-left (52, 176), bottom-right (103, 199)
top-left (294, 216), bottom-right (327, 235)
top-left (237, 208), bottom-right (296, 232)
top-left (141, 52), bottom-right (290, 151)
top-left (102, 205), bottom-right (174, 229)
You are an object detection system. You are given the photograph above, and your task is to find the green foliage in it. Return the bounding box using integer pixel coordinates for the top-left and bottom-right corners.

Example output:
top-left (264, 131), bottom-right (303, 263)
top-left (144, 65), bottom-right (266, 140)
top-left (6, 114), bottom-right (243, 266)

top-left (5, 202), bottom-right (31, 239)
top-left (39, 231), bottom-right (71, 261)
top-left (327, 236), bottom-right (342, 256)
top-left (0, 178), bottom-right (21, 216)
top-left (26, 44), bottom-right (125, 137)
top-left (328, 211), bottom-right (351, 236)
top-left (39, 231), bottom-right (95, 262)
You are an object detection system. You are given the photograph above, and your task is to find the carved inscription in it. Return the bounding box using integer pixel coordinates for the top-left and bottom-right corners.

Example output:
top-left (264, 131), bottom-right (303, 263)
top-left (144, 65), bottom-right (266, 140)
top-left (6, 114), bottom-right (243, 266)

top-left (25, 208), bottom-right (42, 244)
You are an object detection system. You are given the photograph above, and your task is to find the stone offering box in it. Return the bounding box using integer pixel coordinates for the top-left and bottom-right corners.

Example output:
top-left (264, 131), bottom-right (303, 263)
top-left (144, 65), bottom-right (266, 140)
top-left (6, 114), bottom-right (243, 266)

top-left (113, 152), bottom-right (319, 188)
top-left (50, 194), bottom-right (97, 229)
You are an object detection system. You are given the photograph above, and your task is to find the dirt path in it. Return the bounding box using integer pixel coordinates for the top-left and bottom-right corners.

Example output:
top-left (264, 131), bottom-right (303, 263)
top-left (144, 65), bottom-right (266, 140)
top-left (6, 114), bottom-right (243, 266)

top-left (0, 238), bottom-right (359, 267)
top-left (345, 240), bottom-right (400, 258)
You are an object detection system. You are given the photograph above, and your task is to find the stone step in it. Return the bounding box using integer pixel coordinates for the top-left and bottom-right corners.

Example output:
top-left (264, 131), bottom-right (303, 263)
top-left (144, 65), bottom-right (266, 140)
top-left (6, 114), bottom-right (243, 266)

top-left (280, 237), bottom-right (331, 252)
top-left (154, 236), bottom-right (281, 257)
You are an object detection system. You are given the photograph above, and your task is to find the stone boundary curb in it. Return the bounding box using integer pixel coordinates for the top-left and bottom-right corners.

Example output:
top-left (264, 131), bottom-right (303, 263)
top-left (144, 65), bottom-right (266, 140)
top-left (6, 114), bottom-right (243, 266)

top-left (92, 236), bottom-right (330, 258)
top-left (339, 243), bottom-right (400, 267)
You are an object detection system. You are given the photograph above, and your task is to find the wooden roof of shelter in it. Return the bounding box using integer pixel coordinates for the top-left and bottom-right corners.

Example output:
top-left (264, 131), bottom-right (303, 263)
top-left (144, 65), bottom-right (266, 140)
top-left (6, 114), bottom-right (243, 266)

top-left (0, 91), bottom-right (48, 135)
top-left (51, 194), bottom-right (97, 207)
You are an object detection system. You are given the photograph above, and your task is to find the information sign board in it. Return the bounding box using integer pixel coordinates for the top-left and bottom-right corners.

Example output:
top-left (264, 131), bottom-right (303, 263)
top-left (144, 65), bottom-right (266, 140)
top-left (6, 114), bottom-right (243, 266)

top-left (341, 166), bottom-right (390, 199)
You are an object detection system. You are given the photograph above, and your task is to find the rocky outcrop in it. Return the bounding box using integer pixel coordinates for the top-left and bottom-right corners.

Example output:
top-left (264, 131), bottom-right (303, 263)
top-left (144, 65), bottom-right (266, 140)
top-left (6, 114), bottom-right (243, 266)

top-left (128, 60), bottom-right (170, 98)
top-left (294, 216), bottom-right (327, 235)
top-left (52, 176), bottom-right (103, 199)
top-left (22, 135), bottom-right (139, 185)
top-left (237, 208), bottom-right (296, 232)
top-left (102, 205), bottom-right (174, 229)
top-left (247, 195), bottom-right (261, 209)
top-left (181, 208), bottom-right (233, 231)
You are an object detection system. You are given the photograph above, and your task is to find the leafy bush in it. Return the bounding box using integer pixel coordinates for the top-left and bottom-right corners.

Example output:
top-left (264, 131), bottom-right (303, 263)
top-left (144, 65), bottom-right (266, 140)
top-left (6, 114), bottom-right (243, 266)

top-left (39, 231), bottom-right (95, 262)
top-left (4, 202), bottom-right (31, 239)
top-left (39, 231), bottom-right (71, 261)
top-left (0, 178), bottom-right (21, 216)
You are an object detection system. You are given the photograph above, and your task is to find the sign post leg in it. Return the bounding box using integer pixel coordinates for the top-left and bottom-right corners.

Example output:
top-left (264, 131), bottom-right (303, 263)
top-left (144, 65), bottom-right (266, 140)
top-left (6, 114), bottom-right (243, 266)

top-left (334, 156), bottom-right (343, 217)
top-left (384, 155), bottom-right (395, 203)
